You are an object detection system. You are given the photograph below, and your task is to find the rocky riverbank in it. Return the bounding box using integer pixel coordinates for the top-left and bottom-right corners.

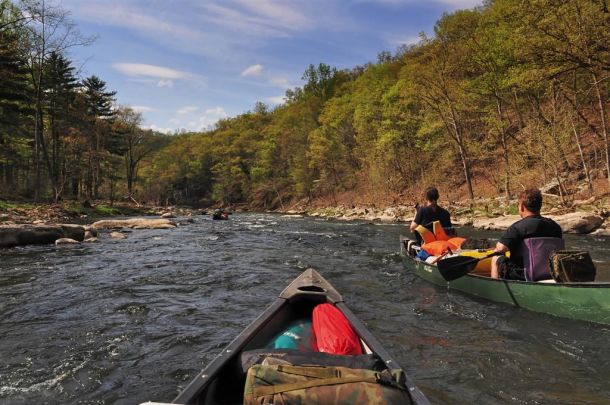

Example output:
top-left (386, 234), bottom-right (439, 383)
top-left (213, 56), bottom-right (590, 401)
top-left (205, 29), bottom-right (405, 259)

top-left (0, 201), bottom-right (203, 248)
top-left (290, 195), bottom-right (610, 236)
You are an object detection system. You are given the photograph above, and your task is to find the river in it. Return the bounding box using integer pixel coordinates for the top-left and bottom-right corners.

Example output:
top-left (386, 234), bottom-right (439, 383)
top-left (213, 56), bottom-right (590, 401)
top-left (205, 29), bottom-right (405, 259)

top-left (1, 213), bottom-right (609, 404)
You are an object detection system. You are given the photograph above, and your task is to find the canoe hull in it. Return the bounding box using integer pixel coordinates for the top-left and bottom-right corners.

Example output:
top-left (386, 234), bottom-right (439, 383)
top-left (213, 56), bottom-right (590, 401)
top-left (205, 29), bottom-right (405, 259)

top-left (170, 268), bottom-right (429, 405)
top-left (401, 236), bottom-right (610, 325)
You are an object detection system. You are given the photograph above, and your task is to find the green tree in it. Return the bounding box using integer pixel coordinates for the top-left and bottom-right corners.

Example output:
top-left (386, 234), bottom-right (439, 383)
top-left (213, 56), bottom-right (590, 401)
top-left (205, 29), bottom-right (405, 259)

top-left (81, 75), bottom-right (116, 198)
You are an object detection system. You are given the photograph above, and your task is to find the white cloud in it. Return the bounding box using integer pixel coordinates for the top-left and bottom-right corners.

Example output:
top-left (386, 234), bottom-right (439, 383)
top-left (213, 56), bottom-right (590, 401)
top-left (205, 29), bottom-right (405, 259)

top-left (113, 63), bottom-right (198, 80)
top-left (232, 0), bottom-right (312, 31)
top-left (202, 1), bottom-right (313, 39)
top-left (269, 77), bottom-right (292, 89)
top-left (143, 124), bottom-right (174, 134)
top-left (266, 96), bottom-right (286, 105)
top-left (387, 35), bottom-right (422, 47)
top-left (436, 0), bottom-right (482, 7)
top-left (74, 3), bottom-right (203, 41)
top-left (198, 107), bottom-right (228, 130)
top-left (359, 0), bottom-right (481, 6)
top-left (130, 105), bottom-right (154, 113)
top-left (241, 64), bottom-right (264, 77)
top-left (157, 79), bottom-right (174, 88)
top-left (177, 106), bottom-right (198, 115)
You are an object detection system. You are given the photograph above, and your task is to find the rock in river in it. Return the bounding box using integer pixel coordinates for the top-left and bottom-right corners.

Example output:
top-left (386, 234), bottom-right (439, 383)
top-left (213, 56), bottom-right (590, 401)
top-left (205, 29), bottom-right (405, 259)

top-left (55, 238), bottom-right (79, 245)
top-left (549, 212), bottom-right (604, 234)
top-left (90, 218), bottom-right (177, 230)
top-left (0, 224), bottom-right (86, 248)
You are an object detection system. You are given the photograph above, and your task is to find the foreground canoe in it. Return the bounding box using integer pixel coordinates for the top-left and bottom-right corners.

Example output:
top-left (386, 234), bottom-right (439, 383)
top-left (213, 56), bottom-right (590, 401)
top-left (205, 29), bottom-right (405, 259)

top-left (146, 268), bottom-right (429, 404)
top-left (400, 236), bottom-right (610, 325)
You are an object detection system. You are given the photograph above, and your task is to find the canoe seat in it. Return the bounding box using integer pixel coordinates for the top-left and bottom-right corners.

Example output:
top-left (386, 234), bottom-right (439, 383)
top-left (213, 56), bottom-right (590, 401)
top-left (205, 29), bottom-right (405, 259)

top-left (522, 237), bottom-right (565, 281)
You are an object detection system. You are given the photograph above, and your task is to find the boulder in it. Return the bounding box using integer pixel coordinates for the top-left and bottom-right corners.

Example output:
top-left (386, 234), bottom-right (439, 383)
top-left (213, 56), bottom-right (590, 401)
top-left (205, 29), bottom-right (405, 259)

top-left (90, 218), bottom-right (177, 230)
top-left (55, 238), bottom-right (79, 245)
top-left (472, 215), bottom-right (520, 231)
top-left (452, 216), bottom-right (473, 227)
top-left (0, 224), bottom-right (86, 248)
top-left (161, 212), bottom-right (175, 218)
top-left (591, 227), bottom-right (610, 236)
top-left (110, 231), bottom-right (126, 239)
top-left (571, 196), bottom-right (596, 208)
top-left (550, 212), bottom-right (604, 234)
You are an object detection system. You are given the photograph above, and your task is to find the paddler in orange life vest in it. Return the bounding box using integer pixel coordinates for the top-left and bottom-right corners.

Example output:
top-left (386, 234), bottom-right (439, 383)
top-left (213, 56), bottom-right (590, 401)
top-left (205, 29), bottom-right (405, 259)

top-left (410, 187), bottom-right (453, 245)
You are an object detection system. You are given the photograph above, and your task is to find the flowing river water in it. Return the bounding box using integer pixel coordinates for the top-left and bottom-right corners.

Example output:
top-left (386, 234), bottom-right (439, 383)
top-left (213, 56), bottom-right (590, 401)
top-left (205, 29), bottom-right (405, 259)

top-left (1, 213), bottom-right (610, 404)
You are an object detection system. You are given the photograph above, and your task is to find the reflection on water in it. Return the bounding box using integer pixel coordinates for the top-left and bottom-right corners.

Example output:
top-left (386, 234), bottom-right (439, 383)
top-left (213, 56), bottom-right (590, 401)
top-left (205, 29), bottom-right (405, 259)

top-left (1, 214), bottom-right (609, 404)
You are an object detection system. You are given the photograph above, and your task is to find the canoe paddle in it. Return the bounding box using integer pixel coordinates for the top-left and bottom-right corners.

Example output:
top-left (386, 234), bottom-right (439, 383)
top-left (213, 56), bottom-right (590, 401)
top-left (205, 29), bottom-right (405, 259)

top-left (436, 252), bottom-right (501, 282)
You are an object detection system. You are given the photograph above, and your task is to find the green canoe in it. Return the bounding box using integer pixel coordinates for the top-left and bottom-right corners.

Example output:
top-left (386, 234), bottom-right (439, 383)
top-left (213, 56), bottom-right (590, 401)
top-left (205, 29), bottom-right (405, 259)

top-left (400, 236), bottom-right (610, 325)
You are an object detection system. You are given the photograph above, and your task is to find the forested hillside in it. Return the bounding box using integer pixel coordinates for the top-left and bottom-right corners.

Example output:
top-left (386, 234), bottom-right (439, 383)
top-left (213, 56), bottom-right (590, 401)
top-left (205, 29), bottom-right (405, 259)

top-left (2, 0), bottom-right (609, 210)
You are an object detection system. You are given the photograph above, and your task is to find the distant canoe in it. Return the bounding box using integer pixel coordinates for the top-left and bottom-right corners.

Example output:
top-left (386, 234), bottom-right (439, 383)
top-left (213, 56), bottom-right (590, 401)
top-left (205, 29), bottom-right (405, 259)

top-left (211, 212), bottom-right (229, 220)
top-left (151, 268), bottom-right (429, 404)
top-left (400, 236), bottom-right (610, 325)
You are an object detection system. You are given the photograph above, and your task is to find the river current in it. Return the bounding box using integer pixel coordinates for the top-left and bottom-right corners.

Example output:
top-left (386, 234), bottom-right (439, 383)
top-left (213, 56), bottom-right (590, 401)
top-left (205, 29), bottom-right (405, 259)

top-left (1, 213), bottom-right (609, 404)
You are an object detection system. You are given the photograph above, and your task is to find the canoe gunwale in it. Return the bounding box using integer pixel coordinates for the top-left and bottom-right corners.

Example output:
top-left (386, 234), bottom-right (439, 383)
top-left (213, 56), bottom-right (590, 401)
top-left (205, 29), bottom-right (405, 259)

top-left (171, 268), bottom-right (429, 405)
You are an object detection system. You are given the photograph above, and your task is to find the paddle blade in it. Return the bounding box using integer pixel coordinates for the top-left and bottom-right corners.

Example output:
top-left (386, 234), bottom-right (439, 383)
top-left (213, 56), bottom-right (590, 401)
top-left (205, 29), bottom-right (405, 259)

top-left (436, 255), bottom-right (480, 281)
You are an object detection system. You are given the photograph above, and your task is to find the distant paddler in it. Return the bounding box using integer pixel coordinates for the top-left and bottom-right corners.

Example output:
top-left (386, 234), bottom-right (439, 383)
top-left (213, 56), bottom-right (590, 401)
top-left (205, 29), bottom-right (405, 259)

top-left (212, 208), bottom-right (230, 220)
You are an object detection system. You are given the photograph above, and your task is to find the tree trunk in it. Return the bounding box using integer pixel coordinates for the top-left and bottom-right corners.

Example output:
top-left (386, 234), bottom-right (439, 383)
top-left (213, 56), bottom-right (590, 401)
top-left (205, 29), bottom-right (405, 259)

top-left (592, 72), bottom-right (610, 189)
top-left (570, 118), bottom-right (593, 195)
top-left (449, 106), bottom-right (474, 200)
top-left (495, 94), bottom-right (511, 199)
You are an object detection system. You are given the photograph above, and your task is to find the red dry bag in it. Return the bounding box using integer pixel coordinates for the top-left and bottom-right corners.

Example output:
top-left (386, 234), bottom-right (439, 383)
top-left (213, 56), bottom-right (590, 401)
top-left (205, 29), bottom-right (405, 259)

top-left (312, 303), bottom-right (362, 355)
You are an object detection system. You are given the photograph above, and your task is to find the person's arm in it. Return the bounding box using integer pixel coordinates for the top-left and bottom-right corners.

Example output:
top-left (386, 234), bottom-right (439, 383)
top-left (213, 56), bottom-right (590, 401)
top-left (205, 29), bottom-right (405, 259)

top-left (410, 204), bottom-right (421, 232)
top-left (493, 241), bottom-right (509, 253)
top-left (494, 224), bottom-right (518, 253)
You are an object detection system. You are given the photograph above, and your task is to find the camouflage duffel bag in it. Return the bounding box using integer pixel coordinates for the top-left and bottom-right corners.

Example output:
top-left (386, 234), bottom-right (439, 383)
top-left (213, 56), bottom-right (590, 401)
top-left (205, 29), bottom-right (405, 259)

top-left (243, 364), bottom-right (413, 405)
top-left (549, 250), bottom-right (596, 282)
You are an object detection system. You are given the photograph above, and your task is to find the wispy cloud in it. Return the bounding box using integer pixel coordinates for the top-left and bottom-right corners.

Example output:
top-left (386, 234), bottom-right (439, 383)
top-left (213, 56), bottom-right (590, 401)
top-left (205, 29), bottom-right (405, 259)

top-left (75, 2), bottom-right (203, 41)
top-left (157, 79), bottom-right (174, 88)
top-left (130, 105), bottom-right (154, 113)
top-left (232, 0), bottom-right (312, 31)
top-left (113, 63), bottom-right (201, 87)
top-left (358, 0), bottom-right (481, 6)
top-left (177, 106), bottom-right (198, 115)
top-left (266, 95), bottom-right (286, 105)
top-left (143, 124), bottom-right (175, 134)
top-left (436, 0), bottom-right (482, 7)
top-left (269, 77), bottom-right (292, 89)
top-left (386, 34), bottom-right (422, 47)
top-left (189, 107), bottom-right (229, 131)
top-left (241, 64), bottom-right (264, 77)
top-left (113, 63), bottom-right (198, 80)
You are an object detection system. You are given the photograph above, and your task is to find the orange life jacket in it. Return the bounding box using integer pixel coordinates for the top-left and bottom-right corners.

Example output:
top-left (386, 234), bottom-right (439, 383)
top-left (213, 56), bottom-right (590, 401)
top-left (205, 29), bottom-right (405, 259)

top-left (415, 221), bottom-right (450, 243)
top-left (416, 221), bottom-right (466, 255)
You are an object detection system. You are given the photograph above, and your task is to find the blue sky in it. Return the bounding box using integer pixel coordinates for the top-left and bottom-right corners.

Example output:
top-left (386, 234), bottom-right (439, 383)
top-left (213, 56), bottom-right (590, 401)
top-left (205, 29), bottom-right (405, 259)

top-left (61, 0), bottom-right (481, 133)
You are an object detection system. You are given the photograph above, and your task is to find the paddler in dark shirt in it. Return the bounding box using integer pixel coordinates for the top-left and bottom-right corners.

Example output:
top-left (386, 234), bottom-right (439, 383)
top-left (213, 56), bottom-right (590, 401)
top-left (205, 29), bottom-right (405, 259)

top-left (410, 187), bottom-right (452, 243)
top-left (491, 188), bottom-right (563, 280)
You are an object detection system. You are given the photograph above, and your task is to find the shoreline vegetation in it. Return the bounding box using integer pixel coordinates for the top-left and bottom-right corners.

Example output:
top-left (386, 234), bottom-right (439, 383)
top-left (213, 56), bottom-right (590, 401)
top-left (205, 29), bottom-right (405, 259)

top-left (1, 190), bottom-right (609, 248)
